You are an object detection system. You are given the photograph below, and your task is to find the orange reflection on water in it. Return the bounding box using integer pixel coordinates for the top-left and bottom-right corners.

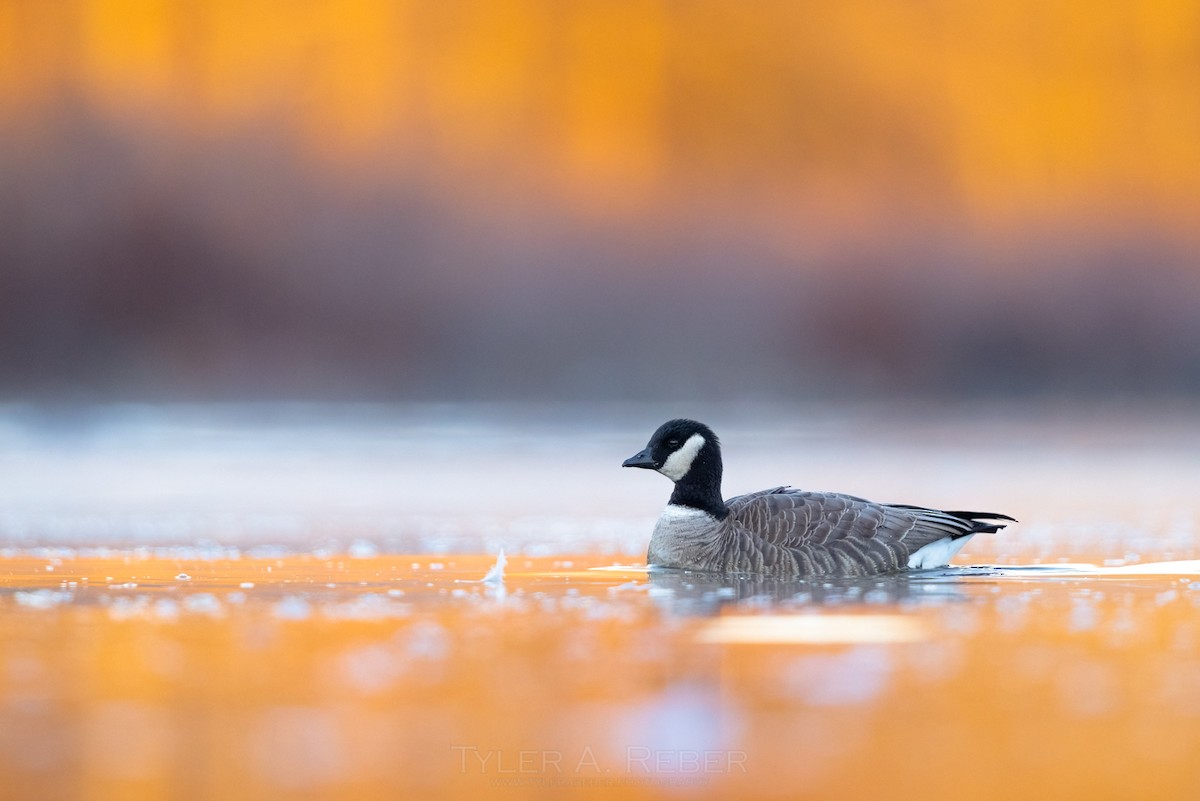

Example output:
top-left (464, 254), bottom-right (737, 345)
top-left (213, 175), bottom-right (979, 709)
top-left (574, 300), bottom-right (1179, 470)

top-left (2, 551), bottom-right (1200, 800)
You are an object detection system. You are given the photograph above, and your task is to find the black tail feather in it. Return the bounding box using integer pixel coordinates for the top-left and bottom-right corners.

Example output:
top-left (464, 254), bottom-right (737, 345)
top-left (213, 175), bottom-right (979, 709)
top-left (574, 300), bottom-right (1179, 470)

top-left (943, 511), bottom-right (1017, 522)
top-left (887, 504), bottom-right (1016, 535)
top-left (943, 510), bottom-right (1017, 535)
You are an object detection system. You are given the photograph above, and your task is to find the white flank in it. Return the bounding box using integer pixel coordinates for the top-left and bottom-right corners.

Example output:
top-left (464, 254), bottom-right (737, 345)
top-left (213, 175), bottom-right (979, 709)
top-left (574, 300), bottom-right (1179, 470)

top-left (657, 433), bottom-right (707, 482)
top-left (907, 534), bottom-right (974, 569)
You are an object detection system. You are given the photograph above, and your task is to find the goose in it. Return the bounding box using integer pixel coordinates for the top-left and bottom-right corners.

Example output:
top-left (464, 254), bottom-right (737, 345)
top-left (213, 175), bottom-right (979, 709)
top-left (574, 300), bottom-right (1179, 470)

top-left (622, 419), bottom-right (1014, 578)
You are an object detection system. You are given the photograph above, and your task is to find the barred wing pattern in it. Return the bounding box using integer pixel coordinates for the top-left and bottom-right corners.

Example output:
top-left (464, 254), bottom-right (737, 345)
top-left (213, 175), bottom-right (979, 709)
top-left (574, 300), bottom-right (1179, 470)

top-left (715, 488), bottom-right (992, 577)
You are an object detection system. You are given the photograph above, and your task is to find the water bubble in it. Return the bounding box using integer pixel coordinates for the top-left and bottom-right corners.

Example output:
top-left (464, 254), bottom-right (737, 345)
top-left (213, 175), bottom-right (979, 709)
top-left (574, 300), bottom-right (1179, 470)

top-left (14, 590), bottom-right (72, 609)
top-left (1156, 590), bottom-right (1179, 606)
top-left (274, 596), bottom-right (312, 620)
top-left (1069, 600), bottom-right (1098, 632)
top-left (404, 621), bottom-right (449, 661)
top-left (153, 599), bottom-right (180, 621)
top-left (183, 594), bottom-right (222, 616)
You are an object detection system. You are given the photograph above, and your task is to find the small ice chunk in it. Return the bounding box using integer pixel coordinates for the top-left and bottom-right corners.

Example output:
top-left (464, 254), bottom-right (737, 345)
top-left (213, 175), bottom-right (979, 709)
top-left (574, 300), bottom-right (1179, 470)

top-left (481, 549), bottom-right (507, 585)
top-left (175, 573), bottom-right (191, 581)
top-left (240, 582), bottom-right (255, 589)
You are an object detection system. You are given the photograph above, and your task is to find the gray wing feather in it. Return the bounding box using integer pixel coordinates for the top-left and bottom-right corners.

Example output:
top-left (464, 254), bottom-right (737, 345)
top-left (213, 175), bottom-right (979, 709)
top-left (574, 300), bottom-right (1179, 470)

top-left (722, 488), bottom-right (982, 576)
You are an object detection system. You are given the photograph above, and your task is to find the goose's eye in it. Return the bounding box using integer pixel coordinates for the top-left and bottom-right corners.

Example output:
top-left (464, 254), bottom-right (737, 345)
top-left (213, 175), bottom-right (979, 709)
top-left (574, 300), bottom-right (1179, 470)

top-left (666, 438), bottom-right (680, 447)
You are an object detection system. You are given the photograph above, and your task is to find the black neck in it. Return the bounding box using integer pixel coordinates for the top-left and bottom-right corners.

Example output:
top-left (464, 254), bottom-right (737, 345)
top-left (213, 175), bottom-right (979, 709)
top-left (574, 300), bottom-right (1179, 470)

top-left (668, 445), bottom-right (728, 519)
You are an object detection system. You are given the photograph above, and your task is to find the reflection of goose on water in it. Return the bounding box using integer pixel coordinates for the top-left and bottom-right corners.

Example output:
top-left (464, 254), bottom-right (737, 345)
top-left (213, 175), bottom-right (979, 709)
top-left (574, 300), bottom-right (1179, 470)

top-left (623, 419), bottom-right (1014, 579)
top-left (643, 566), bottom-right (976, 615)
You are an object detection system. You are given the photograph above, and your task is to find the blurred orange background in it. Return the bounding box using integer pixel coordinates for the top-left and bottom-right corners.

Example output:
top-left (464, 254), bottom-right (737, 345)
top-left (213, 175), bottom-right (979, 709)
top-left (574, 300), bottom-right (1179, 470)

top-left (2, 0), bottom-right (1198, 400)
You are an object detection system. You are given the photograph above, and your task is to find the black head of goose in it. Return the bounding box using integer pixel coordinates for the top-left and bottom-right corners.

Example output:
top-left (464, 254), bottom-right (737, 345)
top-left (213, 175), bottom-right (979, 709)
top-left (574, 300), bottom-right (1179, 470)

top-left (622, 418), bottom-right (1015, 577)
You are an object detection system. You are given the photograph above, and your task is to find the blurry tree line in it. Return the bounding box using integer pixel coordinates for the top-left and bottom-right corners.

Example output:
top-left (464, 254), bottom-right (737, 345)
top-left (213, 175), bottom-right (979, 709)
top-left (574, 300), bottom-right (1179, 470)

top-left (0, 0), bottom-right (1197, 400)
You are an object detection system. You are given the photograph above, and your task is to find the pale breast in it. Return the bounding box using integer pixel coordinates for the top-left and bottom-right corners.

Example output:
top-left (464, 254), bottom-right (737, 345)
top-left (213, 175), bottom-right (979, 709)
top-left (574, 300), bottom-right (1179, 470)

top-left (647, 504), bottom-right (722, 568)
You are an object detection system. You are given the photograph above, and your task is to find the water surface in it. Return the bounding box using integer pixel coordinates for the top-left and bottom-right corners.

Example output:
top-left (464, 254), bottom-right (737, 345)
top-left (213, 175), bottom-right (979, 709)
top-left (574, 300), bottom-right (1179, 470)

top-left (1, 403), bottom-right (1198, 800)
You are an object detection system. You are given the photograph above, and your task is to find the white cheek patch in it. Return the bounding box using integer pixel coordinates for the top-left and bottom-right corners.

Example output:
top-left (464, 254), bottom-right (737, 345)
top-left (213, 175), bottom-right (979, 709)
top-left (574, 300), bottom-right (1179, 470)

top-left (657, 433), bottom-right (706, 482)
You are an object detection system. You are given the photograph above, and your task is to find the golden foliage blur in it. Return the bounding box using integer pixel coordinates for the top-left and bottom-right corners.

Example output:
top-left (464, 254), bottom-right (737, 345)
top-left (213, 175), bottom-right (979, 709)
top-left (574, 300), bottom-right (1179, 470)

top-left (2, 0), bottom-right (1198, 225)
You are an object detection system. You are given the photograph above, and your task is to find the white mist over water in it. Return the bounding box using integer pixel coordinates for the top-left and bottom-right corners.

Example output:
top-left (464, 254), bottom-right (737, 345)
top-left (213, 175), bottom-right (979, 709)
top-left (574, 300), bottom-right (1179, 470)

top-left (0, 402), bottom-right (1197, 561)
